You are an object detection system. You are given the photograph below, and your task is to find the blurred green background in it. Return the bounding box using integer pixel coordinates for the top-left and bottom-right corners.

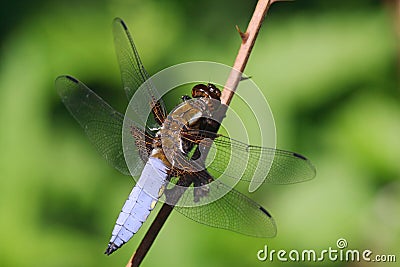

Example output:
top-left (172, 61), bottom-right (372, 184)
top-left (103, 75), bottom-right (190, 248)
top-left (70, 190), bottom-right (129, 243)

top-left (0, 0), bottom-right (399, 266)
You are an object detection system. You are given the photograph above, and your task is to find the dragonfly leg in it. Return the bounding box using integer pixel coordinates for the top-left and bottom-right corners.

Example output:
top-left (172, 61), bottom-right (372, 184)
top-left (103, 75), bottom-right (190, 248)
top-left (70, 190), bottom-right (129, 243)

top-left (151, 99), bottom-right (166, 126)
top-left (186, 171), bottom-right (214, 202)
top-left (164, 175), bottom-right (193, 205)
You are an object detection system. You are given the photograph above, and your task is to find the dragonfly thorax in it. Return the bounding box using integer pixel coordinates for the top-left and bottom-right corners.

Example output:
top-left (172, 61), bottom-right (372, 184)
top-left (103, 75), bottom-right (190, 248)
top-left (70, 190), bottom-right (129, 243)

top-left (158, 94), bottom-right (220, 171)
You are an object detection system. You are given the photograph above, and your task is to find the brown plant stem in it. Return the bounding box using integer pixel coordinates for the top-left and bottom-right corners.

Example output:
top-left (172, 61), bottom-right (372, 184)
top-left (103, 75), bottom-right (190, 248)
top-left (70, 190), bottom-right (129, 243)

top-left (221, 0), bottom-right (278, 106)
top-left (127, 0), bottom-right (278, 266)
top-left (125, 204), bottom-right (174, 267)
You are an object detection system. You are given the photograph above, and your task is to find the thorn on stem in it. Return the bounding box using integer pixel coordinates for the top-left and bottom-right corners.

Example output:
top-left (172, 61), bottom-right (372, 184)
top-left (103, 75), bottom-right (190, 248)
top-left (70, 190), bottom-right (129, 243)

top-left (240, 75), bottom-right (252, 81)
top-left (235, 25), bottom-right (249, 43)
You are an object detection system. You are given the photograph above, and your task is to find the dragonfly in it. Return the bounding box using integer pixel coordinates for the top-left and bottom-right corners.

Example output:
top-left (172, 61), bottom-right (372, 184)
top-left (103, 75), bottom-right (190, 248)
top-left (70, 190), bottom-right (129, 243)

top-left (56, 17), bottom-right (316, 256)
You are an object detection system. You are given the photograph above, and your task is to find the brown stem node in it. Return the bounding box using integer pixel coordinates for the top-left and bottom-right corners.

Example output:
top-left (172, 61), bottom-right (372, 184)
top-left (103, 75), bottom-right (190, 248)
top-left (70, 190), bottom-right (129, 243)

top-left (235, 25), bottom-right (249, 43)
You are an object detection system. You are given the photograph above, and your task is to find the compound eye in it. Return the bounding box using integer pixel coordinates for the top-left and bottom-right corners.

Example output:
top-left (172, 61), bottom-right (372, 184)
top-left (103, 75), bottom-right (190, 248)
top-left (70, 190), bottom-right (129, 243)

top-left (207, 83), bottom-right (221, 99)
top-left (192, 84), bottom-right (208, 98)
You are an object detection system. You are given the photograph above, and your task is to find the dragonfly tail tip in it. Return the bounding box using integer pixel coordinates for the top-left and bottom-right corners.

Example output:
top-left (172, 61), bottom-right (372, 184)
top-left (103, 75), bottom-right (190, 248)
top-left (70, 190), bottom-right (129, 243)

top-left (104, 242), bottom-right (118, 256)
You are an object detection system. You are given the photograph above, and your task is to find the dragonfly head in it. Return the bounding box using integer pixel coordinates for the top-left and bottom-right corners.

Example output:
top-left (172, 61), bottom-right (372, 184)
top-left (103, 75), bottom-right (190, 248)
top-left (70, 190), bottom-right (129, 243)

top-left (192, 83), bottom-right (221, 101)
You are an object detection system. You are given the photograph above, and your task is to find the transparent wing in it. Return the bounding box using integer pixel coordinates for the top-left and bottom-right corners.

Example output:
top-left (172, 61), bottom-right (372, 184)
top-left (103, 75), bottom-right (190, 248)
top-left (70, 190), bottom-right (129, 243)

top-left (113, 17), bottom-right (167, 128)
top-left (183, 130), bottom-right (316, 185)
top-left (56, 75), bottom-right (152, 176)
top-left (173, 172), bottom-right (276, 237)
